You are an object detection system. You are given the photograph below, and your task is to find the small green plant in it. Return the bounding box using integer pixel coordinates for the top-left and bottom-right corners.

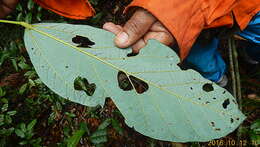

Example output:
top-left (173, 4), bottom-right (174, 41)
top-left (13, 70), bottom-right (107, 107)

top-left (15, 0), bottom-right (42, 23)
top-left (0, 87), bottom-right (16, 145)
top-left (66, 122), bottom-right (89, 147)
top-left (249, 119), bottom-right (260, 145)
top-left (15, 119), bottom-right (42, 146)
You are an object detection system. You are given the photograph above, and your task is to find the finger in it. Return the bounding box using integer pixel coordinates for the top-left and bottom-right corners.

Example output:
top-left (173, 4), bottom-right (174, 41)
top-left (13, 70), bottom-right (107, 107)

top-left (0, 0), bottom-right (19, 18)
top-left (103, 22), bottom-right (122, 35)
top-left (115, 8), bottom-right (156, 48)
top-left (131, 39), bottom-right (146, 53)
top-left (143, 31), bottom-right (175, 46)
top-left (0, 5), bottom-right (11, 18)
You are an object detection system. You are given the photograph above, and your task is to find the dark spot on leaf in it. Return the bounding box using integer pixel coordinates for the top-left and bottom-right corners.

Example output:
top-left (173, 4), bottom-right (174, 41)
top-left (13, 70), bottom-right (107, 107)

top-left (127, 52), bottom-right (139, 57)
top-left (215, 128), bottom-right (221, 131)
top-left (213, 97), bottom-right (216, 100)
top-left (210, 122), bottom-right (215, 127)
top-left (72, 35), bottom-right (95, 48)
top-left (117, 71), bottom-right (149, 94)
top-left (74, 76), bottom-right (96, 96)
top-left (31, 48), bottom-right (34, 50)
top-left (222, 99), bottom-right (230, 109)
top-left (223, 91), bottom-right (226, 94)
top-left (231, 118), bottom-right (234, 123)
top-left (205, 101), bottom-right (210, 104)
top-left (65, 66), bottom-right (69, 68)
top-left (202, 83), bottom-right (214, 92)
top-left (198, 98), bottom-right (201, 100)
top-left (232, 99), bottom-right (237, 104)
top-left (190, 87), bottom-right (193, 90)
top-left (236, 118), bottom-right (239, 121)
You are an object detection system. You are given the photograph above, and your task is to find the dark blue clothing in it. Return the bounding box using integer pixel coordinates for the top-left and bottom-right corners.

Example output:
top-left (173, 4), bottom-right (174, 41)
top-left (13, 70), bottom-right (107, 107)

top-left (184, 12), bottom-right (260, 82)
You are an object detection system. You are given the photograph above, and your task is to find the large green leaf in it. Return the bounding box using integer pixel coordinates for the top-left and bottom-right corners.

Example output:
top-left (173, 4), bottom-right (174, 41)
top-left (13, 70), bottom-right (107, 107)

top-left (21, 22), bottom-right (245, 142)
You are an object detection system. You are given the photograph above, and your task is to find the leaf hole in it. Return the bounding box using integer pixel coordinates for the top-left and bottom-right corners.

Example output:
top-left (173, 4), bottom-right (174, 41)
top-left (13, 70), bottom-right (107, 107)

top-left (202, 83), bottom-right (214, 92)
top-left (72, 35), bottom-right (95, 48)
top-left (213, 97), bottom-right (216, 100)
top-left (215, 128), bottom-right (221, 131)
top-left (222, 99), bottom-right (230, 109)
top-left (190, 87), bottom-right (193, 90)
top-left (74, 76), bottom-right (96, 96)
top-left (127, 52), bottom-right (139, 57)
top-left (210, 122), bottom-right (215, 127)
top-left (231, 118), bottom-right (234, 123)
top-left (117, 71), bottom-right (149, 94)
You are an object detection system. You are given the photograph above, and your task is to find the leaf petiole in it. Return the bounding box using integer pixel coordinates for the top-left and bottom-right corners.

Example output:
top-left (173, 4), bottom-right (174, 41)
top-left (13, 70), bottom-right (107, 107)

top-left (0, 19), bottom-right (33, 29)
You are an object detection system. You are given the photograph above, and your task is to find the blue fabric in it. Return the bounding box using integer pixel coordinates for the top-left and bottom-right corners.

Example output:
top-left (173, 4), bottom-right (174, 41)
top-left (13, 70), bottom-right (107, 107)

top-left (237, 12), bottom-right (260, 45)
top-left (184, 11), bottom-right (260, 82)
top-left (184, 38), bottom-right (226, 82)
top-left (237, 12), bottom-right (260, 61)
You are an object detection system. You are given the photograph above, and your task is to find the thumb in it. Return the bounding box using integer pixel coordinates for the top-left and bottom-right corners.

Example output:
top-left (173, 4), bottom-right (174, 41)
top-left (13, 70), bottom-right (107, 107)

top-left (115, 9), bottom-right (156, 48)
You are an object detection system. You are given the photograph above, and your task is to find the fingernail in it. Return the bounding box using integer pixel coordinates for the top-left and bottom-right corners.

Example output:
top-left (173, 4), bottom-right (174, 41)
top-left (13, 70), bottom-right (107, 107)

top-left (116, 32), bottom-right (128, 44)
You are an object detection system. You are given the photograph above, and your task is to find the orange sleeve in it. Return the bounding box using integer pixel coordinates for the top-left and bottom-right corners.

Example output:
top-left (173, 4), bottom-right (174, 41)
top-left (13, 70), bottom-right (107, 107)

top-left (126, 0), bottom-right (239, 60)
top-left (127, 0), bottom-right (205, 60)
top-left (34, 0), bottom-right (95, 19)
top-left (233, 0), bottom-right (260, 30)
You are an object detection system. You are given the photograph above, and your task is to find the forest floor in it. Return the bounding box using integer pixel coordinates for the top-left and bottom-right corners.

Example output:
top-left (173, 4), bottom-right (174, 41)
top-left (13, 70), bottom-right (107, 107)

top-left (0, 0), bottom-right (259, 146)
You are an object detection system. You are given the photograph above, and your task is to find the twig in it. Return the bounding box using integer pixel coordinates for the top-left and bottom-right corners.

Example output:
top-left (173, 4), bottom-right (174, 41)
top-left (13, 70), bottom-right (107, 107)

top-left (228, 38), bottom-right (237, 98)
top-left (231, 38), bottom-right (242, 108)
top-left (229, 37), bottom-right (243, 146)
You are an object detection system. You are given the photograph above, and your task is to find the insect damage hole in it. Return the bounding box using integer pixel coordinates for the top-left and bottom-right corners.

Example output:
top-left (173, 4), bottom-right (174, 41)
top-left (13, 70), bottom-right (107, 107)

top-left (117, 71), bottom-right (149, 94)
top-left (222, 99), bottom-right (230, 109)
top-left (210, 122), bottom-right (215, 127)
top-left (231, 118), bottom-right (234, 123)
top-left (202, 83), bottom-right (214, 92)
top-left (74, 76), bottom-right (96, 96)
top-left (72, 35), bottom-right (95, 48)
top-left (127, 52), bottom-right (139, 57)
top-left (215, 128), bottom-right (221, 131)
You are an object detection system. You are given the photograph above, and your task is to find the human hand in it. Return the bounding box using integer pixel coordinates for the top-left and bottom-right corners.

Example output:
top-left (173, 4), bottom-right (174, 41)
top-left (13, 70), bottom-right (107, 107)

top-left (103, 8), bottom-right (176, 54)
top-left (0, 0), bottom-right (19, 18)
